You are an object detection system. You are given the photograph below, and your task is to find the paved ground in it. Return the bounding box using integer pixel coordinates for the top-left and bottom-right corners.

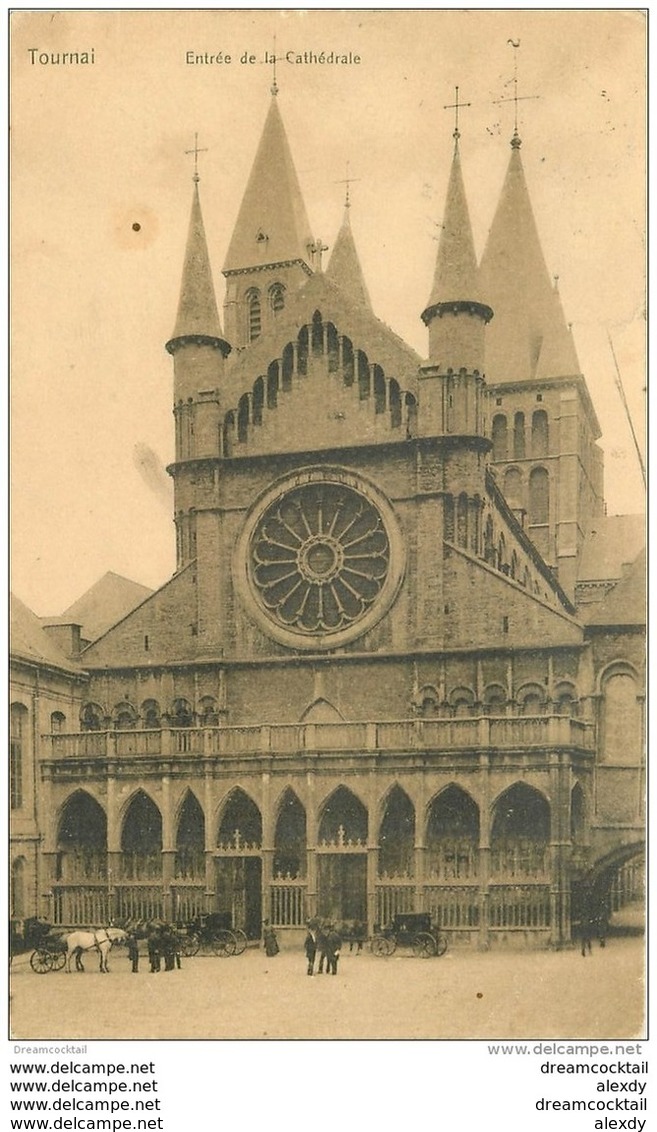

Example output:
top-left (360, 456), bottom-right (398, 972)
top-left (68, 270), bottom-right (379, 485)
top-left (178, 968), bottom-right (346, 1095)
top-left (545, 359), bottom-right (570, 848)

top-left (10, 935), bottom-right (644, 1041)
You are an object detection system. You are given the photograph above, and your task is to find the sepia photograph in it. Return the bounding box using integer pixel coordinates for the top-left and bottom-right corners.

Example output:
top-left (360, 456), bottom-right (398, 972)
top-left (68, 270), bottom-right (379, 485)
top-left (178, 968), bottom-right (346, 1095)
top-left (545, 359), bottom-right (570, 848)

top-left (9, 9), bottom-right (646, 1042)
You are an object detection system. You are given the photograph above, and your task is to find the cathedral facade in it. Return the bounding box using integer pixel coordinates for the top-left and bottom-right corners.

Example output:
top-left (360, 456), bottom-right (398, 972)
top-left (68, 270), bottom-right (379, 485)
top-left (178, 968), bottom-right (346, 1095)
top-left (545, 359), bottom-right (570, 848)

top-left (10, 92), bottom-right (645, 948)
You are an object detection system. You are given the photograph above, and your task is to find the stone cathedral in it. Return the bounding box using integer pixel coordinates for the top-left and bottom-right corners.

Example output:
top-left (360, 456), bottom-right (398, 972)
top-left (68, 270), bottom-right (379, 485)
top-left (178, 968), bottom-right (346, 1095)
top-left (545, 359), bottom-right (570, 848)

top-left (10, 90), bottom-right (645, 948)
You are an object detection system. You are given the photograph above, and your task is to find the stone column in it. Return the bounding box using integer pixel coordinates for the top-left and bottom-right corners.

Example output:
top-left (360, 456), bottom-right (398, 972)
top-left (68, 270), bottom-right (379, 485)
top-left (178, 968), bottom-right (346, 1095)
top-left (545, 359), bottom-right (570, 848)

top-left (478, 751), bottom-right (491, 951)
top-left (305, 769), bottom-right (317, 920)
top-left (204, 765), bottom-right (214, 912)
top-left (549, 750), bottom-right (571, 948)
top-left (261, 771), bottom-right (273, 932)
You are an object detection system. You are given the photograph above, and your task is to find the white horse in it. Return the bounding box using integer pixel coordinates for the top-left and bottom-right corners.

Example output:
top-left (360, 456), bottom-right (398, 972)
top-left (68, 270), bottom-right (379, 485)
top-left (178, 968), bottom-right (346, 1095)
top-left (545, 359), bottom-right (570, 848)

top-left (64, 927), bottom-right (127, 973)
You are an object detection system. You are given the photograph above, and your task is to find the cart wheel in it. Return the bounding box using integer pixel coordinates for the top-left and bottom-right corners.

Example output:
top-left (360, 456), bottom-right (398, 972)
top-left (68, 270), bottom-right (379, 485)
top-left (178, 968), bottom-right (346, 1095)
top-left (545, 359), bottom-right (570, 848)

top-left (180, 934), bottom-right (200, 958)
top-left (371, 935), bottom-right (395, 957)
top-left (434, 933), bottom-right (448, 957)
top-left (51, 950), bottom-right (67, 972)
top-left (30, 949), bottom-right (54, 974)
top-left (210, 930), bottom-right (236, 958)
top-left (231, 929), bottom-right (247, 956)
top-left (413, 932), bottom-right (437, 958)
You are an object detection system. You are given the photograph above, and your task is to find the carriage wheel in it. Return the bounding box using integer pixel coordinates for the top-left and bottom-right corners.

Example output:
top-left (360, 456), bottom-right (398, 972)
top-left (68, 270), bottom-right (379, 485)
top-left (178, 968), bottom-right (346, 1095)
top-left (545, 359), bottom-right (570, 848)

top-left (50, 949), bottom-right (67, 971)
top-left (371, 935), bottom-right (395, 957)
top-left (413, 933), bottom-right (437, 958)
top-left (434, 933), bottom-right (448, 957)
top-left (30, 949), bottom-right (54, 974)
top-left (180, 934), bottom-right (200, 958)
top-left (231, 929), bottom-right (247, 956)
top-left (210, 930), bottom-right (236, 958)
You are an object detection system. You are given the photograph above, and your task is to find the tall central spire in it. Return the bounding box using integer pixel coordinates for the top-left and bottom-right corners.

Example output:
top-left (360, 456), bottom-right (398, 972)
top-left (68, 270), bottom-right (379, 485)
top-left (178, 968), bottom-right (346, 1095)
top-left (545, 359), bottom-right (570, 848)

top-left (223, 96), bottom-right (314, 274)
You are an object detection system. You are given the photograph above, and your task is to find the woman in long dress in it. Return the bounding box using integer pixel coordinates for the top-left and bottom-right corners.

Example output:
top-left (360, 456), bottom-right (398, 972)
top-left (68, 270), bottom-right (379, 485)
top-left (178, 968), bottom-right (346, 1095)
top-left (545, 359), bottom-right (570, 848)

top-left (262, 920), bottom-right (279, 956)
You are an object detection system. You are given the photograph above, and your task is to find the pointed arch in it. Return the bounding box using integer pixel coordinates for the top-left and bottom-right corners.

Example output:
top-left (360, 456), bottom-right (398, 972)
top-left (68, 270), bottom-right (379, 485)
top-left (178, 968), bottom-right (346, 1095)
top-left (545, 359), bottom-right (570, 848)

top-left (389, 379), bottom-right (402, 428)
top-left (492, 413), bottom-right (508, 460)
top-left (378, 785), bottom-right (415, 877)
top-left (426, 784), bottom-right (479, 880)
top-left (56, 789), bottom-right (107, 882)
top-left (273, 788), bottom-right (307, 879)
top-left (600, 665), bottom-right (642, 764)
top-left (311, 309), bottom-right (324, 355)
top-left (373, 365), bottom-right (386, 413)
top-left (513, 411), bottom-right (526, 458)
top-left (531, 409), bottom-right (549, 456)
top-left (318, 785), bottom-right (368, 845)
top-left (237, 393), bottom-right (250, 443)
top-left (120, 790), bottom-right (162, 880)
top-left (300, 698), bottom-right (344, 723)
top-left (490, 782), bottom-right (549, 878)
top-left (217, 788), bottom-right (262, 850)
top-left (266, 361), bottom-right (279, 409)
top-left (175, 790), bottom-right (205, 880)
top-left (357, 350), bottom-right (370, 400)
top-left (529, 466), bottom-right (549, 525)
top-left (282, 342), bottom-right (294, 390)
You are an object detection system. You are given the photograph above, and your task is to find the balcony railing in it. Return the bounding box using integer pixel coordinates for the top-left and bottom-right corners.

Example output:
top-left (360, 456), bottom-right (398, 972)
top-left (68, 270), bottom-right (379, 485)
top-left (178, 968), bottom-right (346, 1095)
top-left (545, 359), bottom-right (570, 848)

top-left (45, 715), bottom-right (594, 760)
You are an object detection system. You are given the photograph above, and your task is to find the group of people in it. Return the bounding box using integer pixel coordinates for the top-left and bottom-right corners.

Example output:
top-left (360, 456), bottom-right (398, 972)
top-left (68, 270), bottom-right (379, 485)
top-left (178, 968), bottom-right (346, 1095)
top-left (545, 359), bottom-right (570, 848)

top-left (125, 923), bottom-right (183, 973)
top-left (304, 919), bottom-right (342, 976)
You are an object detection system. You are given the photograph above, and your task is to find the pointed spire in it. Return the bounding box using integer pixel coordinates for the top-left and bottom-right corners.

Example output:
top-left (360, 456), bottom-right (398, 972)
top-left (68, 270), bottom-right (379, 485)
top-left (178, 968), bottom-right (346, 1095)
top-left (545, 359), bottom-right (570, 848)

top-left (326, 206), bottom-right (372, 309)
top-left (422, 147), bottom-right (481, 318)
top-left (166, 181), bottom-right (229, 355)
top-left (223, 97), bottom-right (314, 274)
top-left (479, 140), bottom-right (558, 382)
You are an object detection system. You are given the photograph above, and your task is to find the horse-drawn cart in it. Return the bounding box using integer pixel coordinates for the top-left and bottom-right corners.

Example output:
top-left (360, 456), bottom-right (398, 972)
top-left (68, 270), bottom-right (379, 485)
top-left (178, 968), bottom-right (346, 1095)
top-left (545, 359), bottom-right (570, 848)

top-left (371, 913), bottom-right (448, 958)
top-left (178, 913), bottom-right (248, 958)
top-left (29, 935), bottom-right (68, 974)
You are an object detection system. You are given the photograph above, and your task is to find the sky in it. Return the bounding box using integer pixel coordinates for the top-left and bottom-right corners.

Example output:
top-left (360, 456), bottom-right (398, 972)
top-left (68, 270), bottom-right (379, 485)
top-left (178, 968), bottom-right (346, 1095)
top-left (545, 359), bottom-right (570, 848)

top-left (10, 9), bottom-right (646, 616)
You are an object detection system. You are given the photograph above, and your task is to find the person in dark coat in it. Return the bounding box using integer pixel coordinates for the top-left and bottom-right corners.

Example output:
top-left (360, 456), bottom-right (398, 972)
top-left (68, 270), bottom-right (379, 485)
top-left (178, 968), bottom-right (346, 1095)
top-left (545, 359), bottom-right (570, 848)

top-left (304, 920), bottom-right (318, 976)
top-left (324, 924), bottom-right (342, 975)
top-left (147, 926), bottom-right (161, 973)
top-left (126, 932), bottom-right (140, 973)
top-left (263, 920), bottom-right (280, 957)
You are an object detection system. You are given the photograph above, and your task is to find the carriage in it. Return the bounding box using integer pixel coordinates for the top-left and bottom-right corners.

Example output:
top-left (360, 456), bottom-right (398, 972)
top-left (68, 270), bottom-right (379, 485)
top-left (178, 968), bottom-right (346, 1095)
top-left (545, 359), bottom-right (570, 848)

top-left (177, 913), bottom-right (248, 958)
top-left (29, 933), bottom-right (68, 974)
top-left (10, 918), bottom-right (67, 974)
top-left (370, 913), bottom-right (448, 959)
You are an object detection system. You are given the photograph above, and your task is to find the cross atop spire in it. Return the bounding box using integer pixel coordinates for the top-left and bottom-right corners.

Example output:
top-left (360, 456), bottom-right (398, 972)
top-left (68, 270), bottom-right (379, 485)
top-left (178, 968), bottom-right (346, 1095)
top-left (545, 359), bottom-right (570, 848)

top-left (493, 39), bottom-right (539, 147)
top-left (444, 86), bottom-right (471, 149)
top-left (271, 33), bottom-right (279, 96)
top-left (335, 161), bottom-right (361, 209)
top-left (185, 133), bottom-right (208, 184)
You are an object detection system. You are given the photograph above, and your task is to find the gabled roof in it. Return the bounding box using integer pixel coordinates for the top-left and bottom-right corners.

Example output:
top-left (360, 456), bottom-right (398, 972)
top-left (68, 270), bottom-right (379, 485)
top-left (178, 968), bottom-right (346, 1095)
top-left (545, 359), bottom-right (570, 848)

top-left (61, 572), bottom-right (154, 643)
top-left (223, 270), bottom-right (422, 407)
top-left (325, 207), bottom-right (371, 311)
top-left (168, 181), bottom-right (226, 347)
top-left (10, 593), bottom-right (83, 673)
top-left (578, 515), bottom-right (646, 583)
top-left (223, 96), bottom-right (314, 274)
top-left (584, 547), bottom-right (645, 627)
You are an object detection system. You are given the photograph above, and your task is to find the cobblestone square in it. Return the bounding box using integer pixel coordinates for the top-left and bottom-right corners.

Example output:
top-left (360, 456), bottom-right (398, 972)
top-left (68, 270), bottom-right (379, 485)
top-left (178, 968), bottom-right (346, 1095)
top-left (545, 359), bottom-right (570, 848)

top-left (10, 936), bottom-right (644, 1042)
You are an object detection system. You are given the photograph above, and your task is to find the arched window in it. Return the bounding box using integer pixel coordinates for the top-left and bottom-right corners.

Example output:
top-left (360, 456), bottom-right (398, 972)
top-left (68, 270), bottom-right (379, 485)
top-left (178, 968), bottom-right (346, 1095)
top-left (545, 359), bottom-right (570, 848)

top-left (373, 366), bottom-right (386, 414)
top-left (405, 393), bottom-right (418, 438)
top-left (142, 700), bottom-right (161, 729)
top-left (175, 791), bottom-right (205, 880)
top-left (554, 682), bottom-right (577, 717)
top-left (121, 791), bottom-right (162, 880)
top-left (483, 515), bottom-right (495, 564)
top-left (218, 789), bottom-right (263, 850)
top-left (427, 786), bottom-right (479, 881)
top-left (269, 283), bottom-right (285, 315)
top-left (10, 704), bottom-right (27, 810)
top-left (418, 686), bottom-right (440, 718)
top-left (389, 380), bottom-right (402, 429)
top-left (492, 414), bottom-right (508, 461)
top-left (57, 790), bottom-right (107, 881)
top-left (532, 410), bottom-right (549, 456)
top-left (449, 687), bottom-right (475, 718)
top-left (81, 703), bottom-right (104, 732)
top-left (113, 702), bottom-right (137, 730)
top-left (246, 289), bottom-right (261, 342)
top-left (517, 684), bottom-right (546, 715)
top-left (171, 698), bottom-right (194, 728)
top-left (266, 362), bottom-right (279, 409)
top-left (529, 467), bottom-right (550, 525)
top-left (513, 412), bottom-right (526, 458)
top-left (602, 669), bottom-right (642, 764)
top-left (51, 711), bottom-right (66, 733)
top-left (318, 786), bottom-right (368, 845)
top-left (311, 310), bottom-right (324, 355)
top-left (503, 467), bottom-right (523, 508)
top-left (483, 684), bottom-right (507, 715)
top-left (357, 351), bottom-right (370, 400)
top-left (237, 394), bottom-right (250, 444)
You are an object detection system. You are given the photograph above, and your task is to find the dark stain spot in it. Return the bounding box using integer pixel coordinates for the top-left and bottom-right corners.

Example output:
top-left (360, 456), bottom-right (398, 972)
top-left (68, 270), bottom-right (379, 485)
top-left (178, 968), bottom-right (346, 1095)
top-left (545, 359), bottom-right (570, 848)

top-left (476, 992), bottom-right (483, 999)
top-left (132, 222), bottom-right (141, 232)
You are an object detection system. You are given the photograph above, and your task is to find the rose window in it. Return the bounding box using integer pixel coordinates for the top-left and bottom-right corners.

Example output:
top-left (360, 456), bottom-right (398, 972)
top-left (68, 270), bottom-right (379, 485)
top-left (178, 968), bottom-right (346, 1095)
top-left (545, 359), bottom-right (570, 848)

top-left (249, 483), bottom-right (390, 636)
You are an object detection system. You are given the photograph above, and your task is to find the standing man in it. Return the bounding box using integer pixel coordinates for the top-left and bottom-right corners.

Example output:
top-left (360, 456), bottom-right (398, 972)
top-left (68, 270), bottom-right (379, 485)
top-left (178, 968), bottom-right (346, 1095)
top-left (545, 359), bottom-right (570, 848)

top-left (304, 919), bottom-right (318, 976)
top-left (325, 923), bottom-right (342, 976)
top-left (126, 931), bottom-right (140, 973)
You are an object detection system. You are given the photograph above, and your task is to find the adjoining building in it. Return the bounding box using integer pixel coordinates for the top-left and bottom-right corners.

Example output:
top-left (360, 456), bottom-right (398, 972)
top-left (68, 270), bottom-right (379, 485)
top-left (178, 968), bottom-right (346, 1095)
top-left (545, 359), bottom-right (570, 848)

top-left (10, 90), bottom-right (644, 948)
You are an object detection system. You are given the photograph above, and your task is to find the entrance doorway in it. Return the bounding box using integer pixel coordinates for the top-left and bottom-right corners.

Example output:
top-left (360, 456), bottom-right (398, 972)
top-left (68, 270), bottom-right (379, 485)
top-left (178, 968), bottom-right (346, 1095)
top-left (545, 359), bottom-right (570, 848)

top-left (317, 855), bottom-right (367, 922)
top-left (215, 857), bottom-right (262, 939)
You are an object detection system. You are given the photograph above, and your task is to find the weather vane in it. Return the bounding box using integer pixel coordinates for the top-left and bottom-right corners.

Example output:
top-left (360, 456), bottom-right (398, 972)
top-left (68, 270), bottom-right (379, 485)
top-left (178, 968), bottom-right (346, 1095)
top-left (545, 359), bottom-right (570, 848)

top-left (493, 39), bottom-right (539, 143)
top-left (335, 161), bottom-right (361, 209)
